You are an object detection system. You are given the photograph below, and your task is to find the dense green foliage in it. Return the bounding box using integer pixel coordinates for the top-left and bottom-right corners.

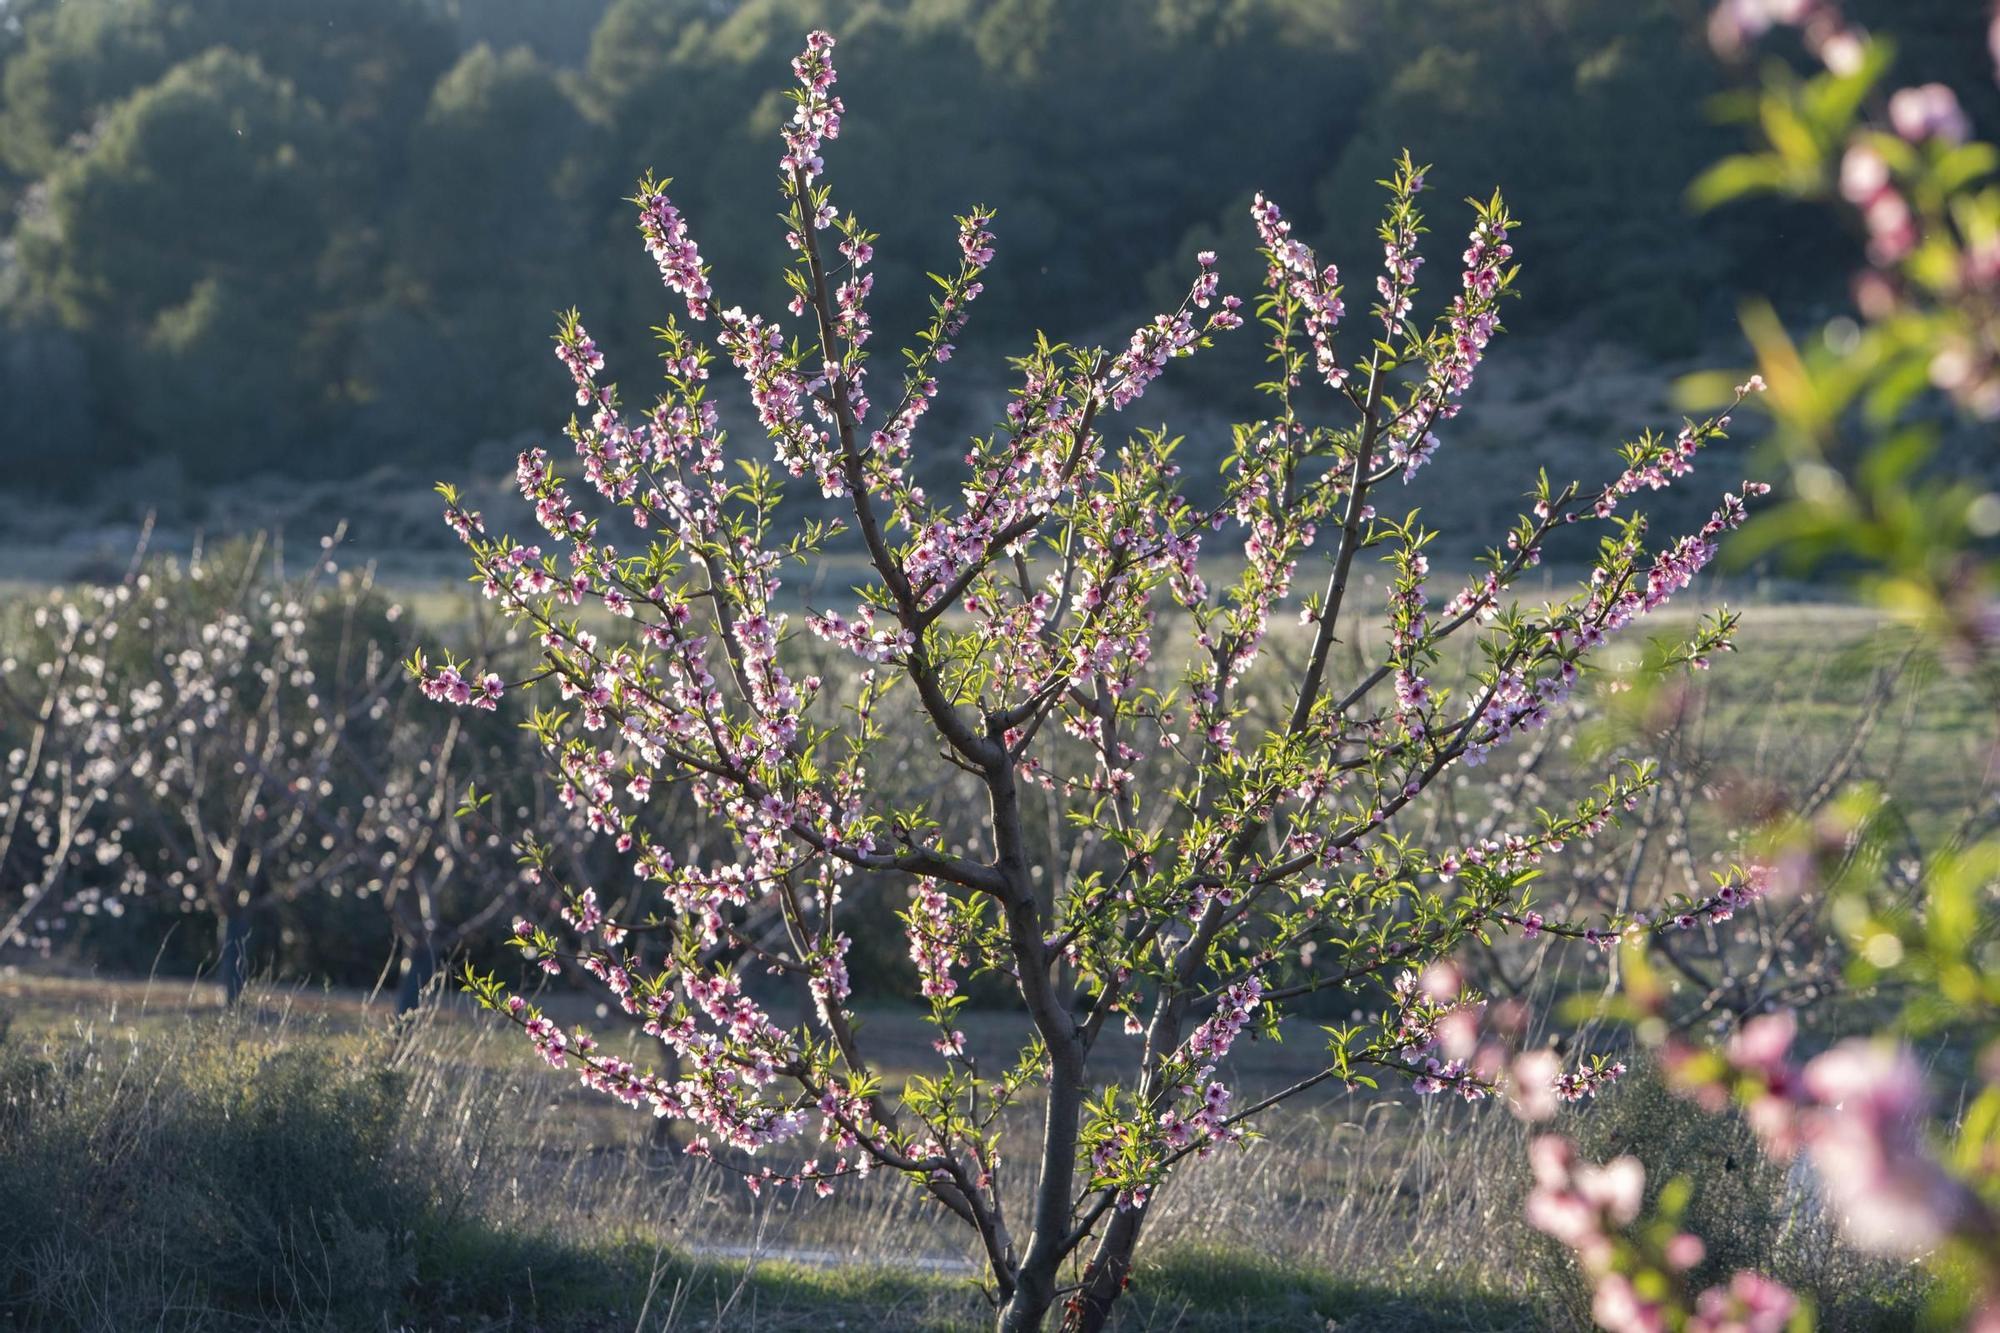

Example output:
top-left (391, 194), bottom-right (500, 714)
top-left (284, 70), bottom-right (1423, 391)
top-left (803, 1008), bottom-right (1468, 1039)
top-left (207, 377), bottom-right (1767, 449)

top-left (2, 0), bottom-right (1985, 495)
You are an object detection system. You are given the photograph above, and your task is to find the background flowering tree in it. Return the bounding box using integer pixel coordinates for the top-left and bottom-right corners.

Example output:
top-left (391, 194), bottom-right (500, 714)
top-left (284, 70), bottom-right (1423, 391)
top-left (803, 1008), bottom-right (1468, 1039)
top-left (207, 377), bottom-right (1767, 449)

top-left (429, 32), bottom-right (1772, 1331)
top-left (0, 526), bottom-right (542, 1008)
top-left (1443, 647), bottom-right (1911, 1044)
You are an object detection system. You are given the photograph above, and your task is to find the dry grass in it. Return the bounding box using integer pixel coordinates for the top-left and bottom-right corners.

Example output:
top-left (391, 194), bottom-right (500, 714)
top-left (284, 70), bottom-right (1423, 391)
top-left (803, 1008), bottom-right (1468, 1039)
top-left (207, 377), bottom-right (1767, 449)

top-left (1, 589), bottom-right (1977, 1330)
top-left (0, 972), bottom-right (1926, 1331)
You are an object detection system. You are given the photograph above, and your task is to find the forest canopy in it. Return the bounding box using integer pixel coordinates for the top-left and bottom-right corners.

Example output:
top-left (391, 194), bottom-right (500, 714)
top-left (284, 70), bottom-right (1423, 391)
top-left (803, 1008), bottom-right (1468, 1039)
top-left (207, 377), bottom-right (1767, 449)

top-left (0, 0), bottom-right (1989, 492)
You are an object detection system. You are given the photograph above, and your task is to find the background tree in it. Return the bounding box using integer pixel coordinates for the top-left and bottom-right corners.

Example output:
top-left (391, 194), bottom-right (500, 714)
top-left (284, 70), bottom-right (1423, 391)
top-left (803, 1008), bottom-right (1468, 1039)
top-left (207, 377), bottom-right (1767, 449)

top-left (358, 43), bottom-right (601, 458)
top-left (0, 530), bottom-right (546, 1008)
top-left (10, 0), bottom-right (1973, 497)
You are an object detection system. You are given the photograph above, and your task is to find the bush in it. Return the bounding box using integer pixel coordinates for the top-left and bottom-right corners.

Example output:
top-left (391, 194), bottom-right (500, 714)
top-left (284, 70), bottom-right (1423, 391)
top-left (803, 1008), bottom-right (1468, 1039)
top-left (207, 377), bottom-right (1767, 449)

top-left (0, 1013), bottom-right (420, 1326)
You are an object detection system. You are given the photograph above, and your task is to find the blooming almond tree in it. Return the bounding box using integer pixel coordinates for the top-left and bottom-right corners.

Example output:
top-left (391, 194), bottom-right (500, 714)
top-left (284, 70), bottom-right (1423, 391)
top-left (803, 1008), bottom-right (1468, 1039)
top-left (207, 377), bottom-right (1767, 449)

top-left (424, 32), bottom-right (1768, 1331)
top-left (0, 529), bottom-right (538, 1009)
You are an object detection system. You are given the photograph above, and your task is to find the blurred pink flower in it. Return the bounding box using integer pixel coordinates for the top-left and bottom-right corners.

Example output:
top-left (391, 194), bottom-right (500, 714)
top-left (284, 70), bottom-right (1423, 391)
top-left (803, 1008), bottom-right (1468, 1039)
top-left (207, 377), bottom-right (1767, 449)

top-left (1888, 83), bottom-right (1971, 144)
top-left (1802, 1040), bottom-right (1970, 1255)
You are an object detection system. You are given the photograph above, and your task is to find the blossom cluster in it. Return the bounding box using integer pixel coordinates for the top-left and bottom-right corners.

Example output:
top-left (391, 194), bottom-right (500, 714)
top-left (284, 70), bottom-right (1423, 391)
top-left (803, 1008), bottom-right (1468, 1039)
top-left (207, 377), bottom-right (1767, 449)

top-left (1669, 1010), bottom-right (1988, 1266)
top-left (1526, 1134), bottom-right (1800, 1333)
top-left (1710, 0), bottom-right (2000, 416)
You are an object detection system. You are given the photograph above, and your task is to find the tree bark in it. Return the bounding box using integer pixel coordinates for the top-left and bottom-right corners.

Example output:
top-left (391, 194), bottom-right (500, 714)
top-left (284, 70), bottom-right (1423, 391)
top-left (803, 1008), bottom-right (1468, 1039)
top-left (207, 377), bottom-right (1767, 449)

top-left (1065, 1206), bottom-right (1144, 1333)
top-left (996, 1046), bottom-right (1085, 1332)
top-left (1049, 952), bottom-right (1197, 1331)
top-left (217, 908), bottom-right (251, 1005)
top-left (394, 929), bottom-right (440, 1014)
top-left (990, 733), bottom-right (1088, 1333)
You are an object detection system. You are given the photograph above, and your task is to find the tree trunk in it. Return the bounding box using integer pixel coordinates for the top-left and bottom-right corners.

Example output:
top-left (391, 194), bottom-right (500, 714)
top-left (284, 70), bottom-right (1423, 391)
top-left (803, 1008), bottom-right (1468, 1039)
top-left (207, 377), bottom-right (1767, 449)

top-left (1052, 959), bottom-right (1189, 1332)
top-left (1064, 1206), bottom-right (1144, 1333)
top-left (217, 909), bottom-right (251, 1005)
top-left (996, 1052), bottom-right (1087, 1332)
top-left (394, 929), bottom-right (440, 1014)
top-left (997, 1279), bottom-right (1056, 1333)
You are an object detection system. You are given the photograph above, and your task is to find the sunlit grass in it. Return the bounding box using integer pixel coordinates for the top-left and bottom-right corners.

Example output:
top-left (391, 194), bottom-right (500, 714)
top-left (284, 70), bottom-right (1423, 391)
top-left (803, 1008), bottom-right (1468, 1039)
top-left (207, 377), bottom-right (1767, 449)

top-left (0, 579), bottom-right (1969, 1328)
top-left (0, 975), bottom-right (1927, 1330)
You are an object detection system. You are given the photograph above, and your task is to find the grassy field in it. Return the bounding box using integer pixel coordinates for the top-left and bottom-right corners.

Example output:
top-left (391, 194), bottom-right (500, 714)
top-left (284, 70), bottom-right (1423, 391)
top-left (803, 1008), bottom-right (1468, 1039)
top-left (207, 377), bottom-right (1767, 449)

top-left (0, 969), bottom-right (1928, 1332)
top-left (1, 583), bottom-right (1982, 1330)
top-left (0, 974), bottom-right (1540, 1331)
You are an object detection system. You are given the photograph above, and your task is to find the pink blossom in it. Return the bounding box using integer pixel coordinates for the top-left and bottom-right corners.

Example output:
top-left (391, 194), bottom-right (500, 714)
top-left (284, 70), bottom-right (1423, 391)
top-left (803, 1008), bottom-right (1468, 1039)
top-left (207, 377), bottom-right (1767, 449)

top-left (1888, 83), bottom-right (1971, 144)
top-left (1802, 1040), bottom-right (1971, 1255)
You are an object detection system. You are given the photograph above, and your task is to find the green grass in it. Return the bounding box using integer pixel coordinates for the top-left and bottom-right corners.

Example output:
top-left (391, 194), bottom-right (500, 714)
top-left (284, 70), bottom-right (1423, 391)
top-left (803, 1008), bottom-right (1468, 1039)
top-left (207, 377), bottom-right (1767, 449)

top-left (1122, 1246), bottom-right (1538, 1331)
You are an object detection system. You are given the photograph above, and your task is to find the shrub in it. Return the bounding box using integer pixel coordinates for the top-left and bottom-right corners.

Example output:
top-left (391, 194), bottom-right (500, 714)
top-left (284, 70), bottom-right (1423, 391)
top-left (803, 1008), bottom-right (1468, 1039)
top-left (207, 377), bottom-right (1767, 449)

top-left (0, 1014), bottom-right (416, 1325)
